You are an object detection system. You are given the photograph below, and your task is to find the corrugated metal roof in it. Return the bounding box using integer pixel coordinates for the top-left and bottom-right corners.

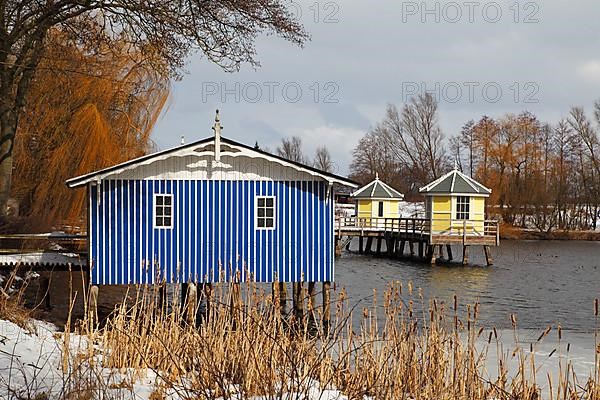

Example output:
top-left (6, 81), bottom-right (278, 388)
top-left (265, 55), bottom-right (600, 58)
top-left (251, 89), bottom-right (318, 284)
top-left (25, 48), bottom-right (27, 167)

top-left (419, 169), bottom-right (491, 195)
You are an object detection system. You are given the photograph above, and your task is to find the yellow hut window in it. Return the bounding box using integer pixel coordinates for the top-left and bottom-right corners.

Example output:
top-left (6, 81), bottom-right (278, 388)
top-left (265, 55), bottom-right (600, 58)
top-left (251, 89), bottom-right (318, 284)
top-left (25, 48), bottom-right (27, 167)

top-left (456, 196), bottom-right (470, 220)
top-left (377, 202), bottom-right (384, 217)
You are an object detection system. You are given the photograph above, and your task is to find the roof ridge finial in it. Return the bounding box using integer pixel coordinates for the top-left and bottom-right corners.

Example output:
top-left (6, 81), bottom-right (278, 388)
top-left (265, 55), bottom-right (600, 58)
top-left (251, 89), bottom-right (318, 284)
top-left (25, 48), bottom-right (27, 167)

top-left (212, 109), bottom-right (222, 162)
top-left (453, 157), bottom-right (458, 171)
top-left (375, 172), bottom-right (379, 180)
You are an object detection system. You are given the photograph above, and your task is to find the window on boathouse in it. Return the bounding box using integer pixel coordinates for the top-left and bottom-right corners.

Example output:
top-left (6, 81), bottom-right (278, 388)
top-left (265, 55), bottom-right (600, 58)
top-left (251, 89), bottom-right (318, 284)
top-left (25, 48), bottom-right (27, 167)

top-left (256, 196), bottom-right (276, 230)
top-left (155, 194), bottom-right (173, 228)
top-left (456, 196), bottom-right (470, 220)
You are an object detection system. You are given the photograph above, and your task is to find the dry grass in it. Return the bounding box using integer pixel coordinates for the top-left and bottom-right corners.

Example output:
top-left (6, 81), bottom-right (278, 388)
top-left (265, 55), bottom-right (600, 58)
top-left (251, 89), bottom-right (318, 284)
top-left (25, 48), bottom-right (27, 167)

top-left (65, 281), bottom-right (600, 400)
top-left (0, 269), bottom-right (35, 331)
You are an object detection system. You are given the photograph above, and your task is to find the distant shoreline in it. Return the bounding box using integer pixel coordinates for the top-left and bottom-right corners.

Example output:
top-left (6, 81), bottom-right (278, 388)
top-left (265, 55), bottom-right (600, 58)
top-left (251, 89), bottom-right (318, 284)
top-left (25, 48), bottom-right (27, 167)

top-left (501, 226), bottom-right (600, 241)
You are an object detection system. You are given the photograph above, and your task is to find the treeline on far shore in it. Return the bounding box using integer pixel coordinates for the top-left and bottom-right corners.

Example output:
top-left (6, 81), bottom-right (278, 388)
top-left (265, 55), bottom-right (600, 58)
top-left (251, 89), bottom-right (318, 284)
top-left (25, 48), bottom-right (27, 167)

top-left (348, 94), bottom-right (600, 233)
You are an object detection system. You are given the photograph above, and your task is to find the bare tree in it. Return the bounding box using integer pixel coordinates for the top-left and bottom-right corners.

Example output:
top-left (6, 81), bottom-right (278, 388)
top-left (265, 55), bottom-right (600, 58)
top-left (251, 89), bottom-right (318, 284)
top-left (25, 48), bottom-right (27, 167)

top-left (313, 146), bottom-right (333, 172)
top-left (382, 94), bottom-right (447, 186)
top-left (0, 1), bottom-right (308, 217)
top-left (277, 136), bottom-right (306, 163)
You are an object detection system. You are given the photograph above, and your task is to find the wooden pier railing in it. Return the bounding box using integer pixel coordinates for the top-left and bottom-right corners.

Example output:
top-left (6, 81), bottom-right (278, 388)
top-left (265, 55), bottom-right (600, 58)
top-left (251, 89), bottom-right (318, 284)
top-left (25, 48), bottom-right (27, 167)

top-left (335, 217), bottom-right (500, 246)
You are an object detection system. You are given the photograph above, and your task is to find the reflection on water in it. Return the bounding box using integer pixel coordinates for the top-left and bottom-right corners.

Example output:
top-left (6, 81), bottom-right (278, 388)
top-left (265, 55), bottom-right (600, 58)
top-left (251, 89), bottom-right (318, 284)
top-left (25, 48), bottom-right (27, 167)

top-left (22, 240), bottom-right (600, 333)
top-left (336, 240), bottom-right (600, 332)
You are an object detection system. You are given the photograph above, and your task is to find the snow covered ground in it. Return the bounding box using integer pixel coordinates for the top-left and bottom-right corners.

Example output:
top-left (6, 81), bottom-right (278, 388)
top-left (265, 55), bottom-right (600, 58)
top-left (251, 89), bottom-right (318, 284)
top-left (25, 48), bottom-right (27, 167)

top-left (0, 319), bottom-right (367, 400)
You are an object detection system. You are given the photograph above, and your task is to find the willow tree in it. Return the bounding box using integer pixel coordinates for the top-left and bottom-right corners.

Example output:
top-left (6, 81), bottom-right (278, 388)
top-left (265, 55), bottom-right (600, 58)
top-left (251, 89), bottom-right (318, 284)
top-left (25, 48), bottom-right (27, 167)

top-left (12, 30), bottom-right (168, 227)
top-left (0, 1), bottom-right (308, 218)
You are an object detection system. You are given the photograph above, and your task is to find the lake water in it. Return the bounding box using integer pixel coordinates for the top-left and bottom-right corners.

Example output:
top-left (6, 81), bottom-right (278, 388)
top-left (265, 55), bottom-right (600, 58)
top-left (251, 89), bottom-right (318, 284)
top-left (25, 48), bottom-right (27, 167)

top-left (336, 239), bottom-right (600, 333)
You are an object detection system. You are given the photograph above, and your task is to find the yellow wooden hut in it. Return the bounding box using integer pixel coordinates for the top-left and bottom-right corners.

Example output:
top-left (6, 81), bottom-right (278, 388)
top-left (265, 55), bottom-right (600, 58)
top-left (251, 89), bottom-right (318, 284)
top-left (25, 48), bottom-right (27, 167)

top-left (419, 168), bottom-right (491, 236)
top-left (351, 174), bottom-right (404, 224)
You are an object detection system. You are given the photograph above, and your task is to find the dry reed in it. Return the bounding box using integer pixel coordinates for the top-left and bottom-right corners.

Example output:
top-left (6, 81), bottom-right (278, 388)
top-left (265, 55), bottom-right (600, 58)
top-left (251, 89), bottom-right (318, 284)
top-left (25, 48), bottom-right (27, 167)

top-left (68, 281), bottom-right (600, 400)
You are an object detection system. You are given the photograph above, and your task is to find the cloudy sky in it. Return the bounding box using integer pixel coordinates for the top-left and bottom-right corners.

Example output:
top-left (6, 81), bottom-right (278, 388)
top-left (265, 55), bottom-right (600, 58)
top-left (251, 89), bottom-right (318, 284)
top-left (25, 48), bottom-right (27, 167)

top-left (152, 0), bottom-right (600, 175)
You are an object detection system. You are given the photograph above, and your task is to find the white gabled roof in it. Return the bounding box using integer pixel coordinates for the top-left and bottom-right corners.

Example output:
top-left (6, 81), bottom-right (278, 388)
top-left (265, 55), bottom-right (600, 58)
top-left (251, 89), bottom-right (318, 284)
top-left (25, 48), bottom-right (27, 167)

top-left (66, 136), bottom-right (358, 188)
top-left (351, 175), bottom-right (404, 200)
top-left (419, 169), bottom-right (491, 196)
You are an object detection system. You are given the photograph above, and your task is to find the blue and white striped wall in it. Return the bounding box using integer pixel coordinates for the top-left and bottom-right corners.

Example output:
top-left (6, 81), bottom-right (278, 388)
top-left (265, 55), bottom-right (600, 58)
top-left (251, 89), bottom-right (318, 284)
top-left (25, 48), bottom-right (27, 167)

top-left (89, 180), bottom-right (334, 285)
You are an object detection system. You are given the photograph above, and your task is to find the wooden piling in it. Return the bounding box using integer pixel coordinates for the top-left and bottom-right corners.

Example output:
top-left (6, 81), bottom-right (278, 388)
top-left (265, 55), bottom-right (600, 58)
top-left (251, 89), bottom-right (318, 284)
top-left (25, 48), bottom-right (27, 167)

top-left (322, 281), bottom-right (331, 335)
top-left (365, 237), bottom-right (373, 254)
top-left (462, 246), bottom-right (470, 265)
top-left (438, 245), bottom-right (444, 260)
top-left (293, 282), bottom-right (304, 322)
top-left (398, 240), bottom-right (406, 258)
top-left (430, 245), bottom-right (439, 265)
top-left (418, 242), bottom-right (424, 260)
top-left (376, 237), bottom-right (382, 255)
top-left (484, 245), bottom-right (493, 266)
top-left (359, 236), bottom-right (364, 254)
top-left (446, 245), bottom-right (454, 261)
top-left (307, 282), bottom-right (318, 334)
top-left (335, 238), bottom-right (342, 257)
top-left (280, 282), bottom-right (288, 315)
top-left (204, 283), bottom-right (213, 319)
top-left (409, 241), bottom-right (415, 257)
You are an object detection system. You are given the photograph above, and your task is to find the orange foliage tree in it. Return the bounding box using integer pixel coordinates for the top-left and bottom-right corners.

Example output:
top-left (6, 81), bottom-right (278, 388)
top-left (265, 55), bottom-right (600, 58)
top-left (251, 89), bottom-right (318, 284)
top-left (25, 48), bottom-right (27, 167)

top-left (11, 31), bottom-right (169, 230)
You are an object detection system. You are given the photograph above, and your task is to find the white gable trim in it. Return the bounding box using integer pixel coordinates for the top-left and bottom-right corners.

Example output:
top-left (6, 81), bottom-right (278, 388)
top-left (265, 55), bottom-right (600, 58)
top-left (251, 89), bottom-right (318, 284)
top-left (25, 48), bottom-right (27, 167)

top-left (67, 137), bottom-right (357, 188)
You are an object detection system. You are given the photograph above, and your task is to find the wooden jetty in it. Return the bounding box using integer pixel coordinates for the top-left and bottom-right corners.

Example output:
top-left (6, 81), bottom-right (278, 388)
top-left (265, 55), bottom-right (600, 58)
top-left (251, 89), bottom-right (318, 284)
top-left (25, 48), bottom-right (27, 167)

top-left (335, 216), bottom-right (499, 266)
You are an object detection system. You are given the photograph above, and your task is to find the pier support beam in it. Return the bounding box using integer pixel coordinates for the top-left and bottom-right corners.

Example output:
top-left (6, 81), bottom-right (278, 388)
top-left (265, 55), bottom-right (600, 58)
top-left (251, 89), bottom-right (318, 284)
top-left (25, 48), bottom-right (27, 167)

top-left (484, 246), bottom-right (493, 266)
top-left (322, 281), bottom-right (331, 335)
top-left (293, 282), bottom-right (304, 323)
top-left (307, 282), bottom-right (318, 335)
top-left (430, 245), bottom-right (439, 265)
top-left (203, 283), bottom-right (213, 320)
top-left (418, 242), bottom-right (424, 260)
top-left (376, 237), bottom-right (382, 255)
top-left (409, 241), bottom-right (415, 257)
top-left (446, 245), bottom-right (454, 261)
top-left (462, 246), bottom-right (470, 265)
top-left (365, 237), bottom-right (373, 254)
top-left (398, 240), bottom-right (406, 258)
top-left (359, 236), bottom-right (364, 254)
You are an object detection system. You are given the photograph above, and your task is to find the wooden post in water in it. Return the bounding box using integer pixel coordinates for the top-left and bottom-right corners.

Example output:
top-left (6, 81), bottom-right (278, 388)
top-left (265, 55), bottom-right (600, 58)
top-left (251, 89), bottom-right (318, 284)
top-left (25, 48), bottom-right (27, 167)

top-left (438, 245), bottom-right (444, 260)
top-left (409, 241), bottom-right (415, 257)
top-left (376, 237), bottom-right (382, 255)
top-left (359, 236), bottom-right (364, 254)
top-left (430, 245), bottom-right (439, 265)
top-left (159, 283), bottom-right (168, 312)
top-left (446, 245), bottom-right (454, 261)
top-left (293, 282), bottom-right (304, 324)
top-left (418, 242), bottom-right (424, 260)
top-left (307, 282), bottom-right (317, 334)
top-left (462, 246), bottom-right (470, 265)
top-left (398, 240), bottom-right (406, 258)
top-left (365, 237), bottom-right (373, 254)
top-left (483, 246), bottom-right (493, 266)
top-left (280, 282), bottom-right (288, 315)
top-left (322, 281), bottom-right (331, 335)
top-left (204, 283), bottom-right (213, 320)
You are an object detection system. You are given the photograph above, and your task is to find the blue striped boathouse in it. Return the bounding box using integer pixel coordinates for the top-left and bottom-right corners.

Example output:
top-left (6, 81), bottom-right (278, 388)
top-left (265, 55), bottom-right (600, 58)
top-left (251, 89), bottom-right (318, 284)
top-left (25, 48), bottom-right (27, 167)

top-left (66, 112), bottom-right (357, 285)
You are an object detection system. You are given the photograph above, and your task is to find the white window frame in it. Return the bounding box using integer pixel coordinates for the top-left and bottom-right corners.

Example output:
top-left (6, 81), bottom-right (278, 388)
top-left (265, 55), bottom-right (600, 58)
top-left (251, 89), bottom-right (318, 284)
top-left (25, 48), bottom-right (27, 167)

top-left (154, 193), bottom-right (174, 229)
top-left (456, 196), bottom-right (470, 220)
top-left (256, 195), bottom-right (276, 230)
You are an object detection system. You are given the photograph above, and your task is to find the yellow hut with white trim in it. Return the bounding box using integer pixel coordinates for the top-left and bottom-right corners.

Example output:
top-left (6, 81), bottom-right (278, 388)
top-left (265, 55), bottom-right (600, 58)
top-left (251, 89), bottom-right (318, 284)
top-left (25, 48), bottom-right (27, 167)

top-left (351, 174), bottom-right (404, 223)
top-left (419, 169), bottom-right (491, 236)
